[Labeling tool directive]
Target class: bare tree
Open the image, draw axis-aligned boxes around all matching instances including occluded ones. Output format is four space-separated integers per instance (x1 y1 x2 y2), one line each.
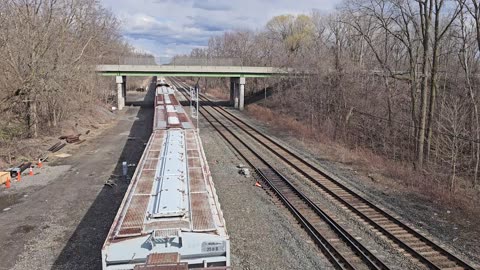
182 0 480 191
437 94 468 191
0 0 145 141
458 1 480 186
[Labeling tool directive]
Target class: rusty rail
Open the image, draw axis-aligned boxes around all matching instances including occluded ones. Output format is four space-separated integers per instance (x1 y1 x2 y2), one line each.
172 78 390 270
171 77 477 270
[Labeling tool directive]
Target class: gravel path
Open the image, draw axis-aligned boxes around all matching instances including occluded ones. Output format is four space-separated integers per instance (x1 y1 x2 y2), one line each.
0 89 154 270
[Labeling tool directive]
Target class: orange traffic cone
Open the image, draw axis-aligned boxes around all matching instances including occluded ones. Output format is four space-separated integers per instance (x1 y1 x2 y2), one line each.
29 167 34 176
37 159 43 168
5 176 11 189
16 172 21 182
255 181 262 187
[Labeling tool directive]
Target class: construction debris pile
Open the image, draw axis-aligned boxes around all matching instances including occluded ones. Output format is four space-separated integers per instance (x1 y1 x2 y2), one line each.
59 133 85 144
1 130 90 190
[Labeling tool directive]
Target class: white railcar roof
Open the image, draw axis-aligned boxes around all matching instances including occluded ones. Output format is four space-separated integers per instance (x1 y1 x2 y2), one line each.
154 88 193 130
107 129 227 238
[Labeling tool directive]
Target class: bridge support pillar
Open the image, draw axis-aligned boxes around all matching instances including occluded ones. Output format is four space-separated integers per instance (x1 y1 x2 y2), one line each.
232 78 239 108
239 77 245 111
230 77 235 106
116 76 126 110
122 76 127 105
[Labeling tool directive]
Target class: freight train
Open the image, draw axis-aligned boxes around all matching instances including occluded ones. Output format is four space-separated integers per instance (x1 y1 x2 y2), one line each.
101 78 230 269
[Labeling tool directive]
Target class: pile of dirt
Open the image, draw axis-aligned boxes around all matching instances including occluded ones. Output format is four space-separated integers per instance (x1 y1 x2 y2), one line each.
0 104 116 167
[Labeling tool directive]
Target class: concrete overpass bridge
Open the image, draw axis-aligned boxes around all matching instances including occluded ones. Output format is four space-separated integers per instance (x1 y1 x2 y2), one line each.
96 65 289 110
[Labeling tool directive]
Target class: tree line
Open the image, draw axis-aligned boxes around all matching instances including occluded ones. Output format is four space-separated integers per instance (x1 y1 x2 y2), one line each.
0 0 153 144
184 0 480 190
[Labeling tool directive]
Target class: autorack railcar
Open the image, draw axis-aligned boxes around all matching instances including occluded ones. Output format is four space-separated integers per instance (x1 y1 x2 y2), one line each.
102 78 230 269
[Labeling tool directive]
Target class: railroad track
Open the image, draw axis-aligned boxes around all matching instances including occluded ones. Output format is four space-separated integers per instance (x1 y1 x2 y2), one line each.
170 78 477 270
171 79 389 270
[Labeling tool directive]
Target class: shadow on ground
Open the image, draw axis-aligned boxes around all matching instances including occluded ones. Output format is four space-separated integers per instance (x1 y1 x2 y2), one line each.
52 81 155 270
175 85 229 108
176 84 274 108
244 86 273 105
179 100 229 107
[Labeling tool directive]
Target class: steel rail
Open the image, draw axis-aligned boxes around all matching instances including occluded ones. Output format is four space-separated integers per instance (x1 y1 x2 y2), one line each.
170 78 390 270
204 99 477 270
171 77 477 270
257 168 389 270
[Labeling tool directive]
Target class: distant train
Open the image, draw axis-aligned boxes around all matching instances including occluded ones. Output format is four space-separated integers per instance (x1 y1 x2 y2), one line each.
102 78 230 269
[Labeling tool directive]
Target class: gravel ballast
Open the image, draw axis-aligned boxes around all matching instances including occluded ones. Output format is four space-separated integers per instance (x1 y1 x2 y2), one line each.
202 106 423 270
199 121 333 269
222 106 480 268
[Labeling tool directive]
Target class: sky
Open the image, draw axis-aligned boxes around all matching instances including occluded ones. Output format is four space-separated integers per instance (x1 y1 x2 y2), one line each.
100 0 341 63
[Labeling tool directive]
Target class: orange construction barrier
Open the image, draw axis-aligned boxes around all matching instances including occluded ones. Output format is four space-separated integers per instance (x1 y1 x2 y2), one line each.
29 167 34 176
5 177 11 189
255 181 262 187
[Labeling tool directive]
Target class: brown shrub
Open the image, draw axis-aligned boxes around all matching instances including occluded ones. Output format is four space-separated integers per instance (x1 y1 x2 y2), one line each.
205 87 229 100
245 104 480 216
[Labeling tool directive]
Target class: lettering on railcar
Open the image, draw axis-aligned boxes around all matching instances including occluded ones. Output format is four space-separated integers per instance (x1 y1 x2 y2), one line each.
201 241 226 253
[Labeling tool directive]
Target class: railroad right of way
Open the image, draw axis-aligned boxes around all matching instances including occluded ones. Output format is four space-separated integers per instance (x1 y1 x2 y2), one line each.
170 77 478 270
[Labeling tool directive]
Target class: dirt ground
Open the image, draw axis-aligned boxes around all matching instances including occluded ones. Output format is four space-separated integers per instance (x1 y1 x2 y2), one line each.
0 86 154 270
1 78 478 269
0 82 330 270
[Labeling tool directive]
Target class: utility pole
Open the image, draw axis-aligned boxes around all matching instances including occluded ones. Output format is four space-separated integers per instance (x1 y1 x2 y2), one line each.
189 84 200 134
189 86 194 114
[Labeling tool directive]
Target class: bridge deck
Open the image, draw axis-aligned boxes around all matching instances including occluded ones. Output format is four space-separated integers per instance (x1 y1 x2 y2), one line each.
96 65 288 77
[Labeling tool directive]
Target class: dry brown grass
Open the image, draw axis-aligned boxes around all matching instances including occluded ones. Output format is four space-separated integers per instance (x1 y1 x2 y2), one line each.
245 104 480 216
0 103 115 167
246 104 317 140
205 87 229 100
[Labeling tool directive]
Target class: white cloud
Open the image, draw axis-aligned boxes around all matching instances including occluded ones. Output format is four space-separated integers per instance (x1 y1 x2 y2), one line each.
100 0 340 63
193 0 232 11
